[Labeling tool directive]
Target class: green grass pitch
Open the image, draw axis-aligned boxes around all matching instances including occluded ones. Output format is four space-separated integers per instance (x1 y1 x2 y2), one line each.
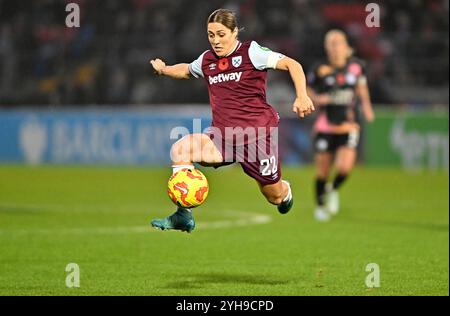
0 165 448 295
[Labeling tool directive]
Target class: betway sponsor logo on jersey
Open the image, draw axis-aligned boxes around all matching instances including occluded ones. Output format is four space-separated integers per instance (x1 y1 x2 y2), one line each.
208 72 242 85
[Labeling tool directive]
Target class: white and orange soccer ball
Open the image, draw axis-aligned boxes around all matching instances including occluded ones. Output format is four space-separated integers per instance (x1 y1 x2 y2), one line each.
167 168 209 208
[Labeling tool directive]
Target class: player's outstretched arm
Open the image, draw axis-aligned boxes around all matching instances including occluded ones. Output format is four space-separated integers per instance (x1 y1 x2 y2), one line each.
150 58 191 80
276 57 315 118
356 80 375 122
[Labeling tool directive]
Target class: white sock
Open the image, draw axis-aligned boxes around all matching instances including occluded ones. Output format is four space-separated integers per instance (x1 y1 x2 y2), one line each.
282 180 292 202
172 164 194 175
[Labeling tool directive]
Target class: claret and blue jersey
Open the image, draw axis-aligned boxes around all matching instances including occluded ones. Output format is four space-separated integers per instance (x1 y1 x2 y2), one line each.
188 41 285 137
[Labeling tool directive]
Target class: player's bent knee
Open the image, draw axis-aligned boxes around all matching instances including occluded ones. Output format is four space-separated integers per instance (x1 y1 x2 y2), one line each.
170 138 192 164
170 143 182 162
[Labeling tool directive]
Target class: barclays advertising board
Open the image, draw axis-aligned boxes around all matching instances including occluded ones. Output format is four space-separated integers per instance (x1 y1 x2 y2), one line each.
0 109 212 165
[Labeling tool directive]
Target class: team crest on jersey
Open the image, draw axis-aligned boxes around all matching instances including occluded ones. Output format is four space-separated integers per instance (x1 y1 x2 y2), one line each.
232 56 242 68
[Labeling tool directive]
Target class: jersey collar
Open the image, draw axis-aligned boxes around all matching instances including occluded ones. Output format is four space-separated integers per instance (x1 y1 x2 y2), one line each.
225 41 242 57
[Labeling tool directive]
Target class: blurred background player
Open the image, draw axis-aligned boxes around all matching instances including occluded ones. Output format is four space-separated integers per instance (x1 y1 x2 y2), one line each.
307 29 375 222
149 9 314 232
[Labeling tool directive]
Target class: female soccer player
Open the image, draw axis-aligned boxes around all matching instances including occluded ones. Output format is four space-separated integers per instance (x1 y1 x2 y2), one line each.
150 9 314 232
307 29 375 222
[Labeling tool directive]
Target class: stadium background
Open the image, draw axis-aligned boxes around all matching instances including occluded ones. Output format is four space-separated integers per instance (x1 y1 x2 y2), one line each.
0 0 448 296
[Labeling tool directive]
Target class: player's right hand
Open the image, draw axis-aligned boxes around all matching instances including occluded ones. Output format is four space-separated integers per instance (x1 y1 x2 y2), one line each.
150 58 166 75
292 95 315 118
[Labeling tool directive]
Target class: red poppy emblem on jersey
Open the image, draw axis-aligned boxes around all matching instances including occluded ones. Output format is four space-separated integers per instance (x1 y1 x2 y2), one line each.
218 58 229 71
336 73 346 85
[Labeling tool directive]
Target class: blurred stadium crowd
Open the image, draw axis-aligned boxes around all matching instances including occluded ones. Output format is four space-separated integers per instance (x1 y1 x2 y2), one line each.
0 0 448 106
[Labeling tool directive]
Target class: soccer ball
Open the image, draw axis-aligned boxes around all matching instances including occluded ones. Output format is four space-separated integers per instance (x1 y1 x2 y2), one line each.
167 168 209 208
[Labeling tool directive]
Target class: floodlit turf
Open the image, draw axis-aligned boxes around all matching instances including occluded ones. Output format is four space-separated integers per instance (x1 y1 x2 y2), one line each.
0 165 448 296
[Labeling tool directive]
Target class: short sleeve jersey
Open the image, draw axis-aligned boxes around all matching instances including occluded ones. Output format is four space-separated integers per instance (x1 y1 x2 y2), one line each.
189 41 285 142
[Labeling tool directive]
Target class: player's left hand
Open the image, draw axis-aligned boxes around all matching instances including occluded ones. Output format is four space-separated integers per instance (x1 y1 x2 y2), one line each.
292 95 315 118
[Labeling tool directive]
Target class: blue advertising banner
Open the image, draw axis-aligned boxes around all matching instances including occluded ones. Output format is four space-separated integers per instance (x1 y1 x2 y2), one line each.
0 109 212 165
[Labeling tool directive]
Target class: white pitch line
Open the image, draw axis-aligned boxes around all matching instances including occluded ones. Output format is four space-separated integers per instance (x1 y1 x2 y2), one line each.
0 203 154 212
0 210 272 235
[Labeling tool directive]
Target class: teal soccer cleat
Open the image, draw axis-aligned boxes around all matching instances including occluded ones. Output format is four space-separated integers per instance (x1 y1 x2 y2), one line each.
151 208 196 233
277 195 293 214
